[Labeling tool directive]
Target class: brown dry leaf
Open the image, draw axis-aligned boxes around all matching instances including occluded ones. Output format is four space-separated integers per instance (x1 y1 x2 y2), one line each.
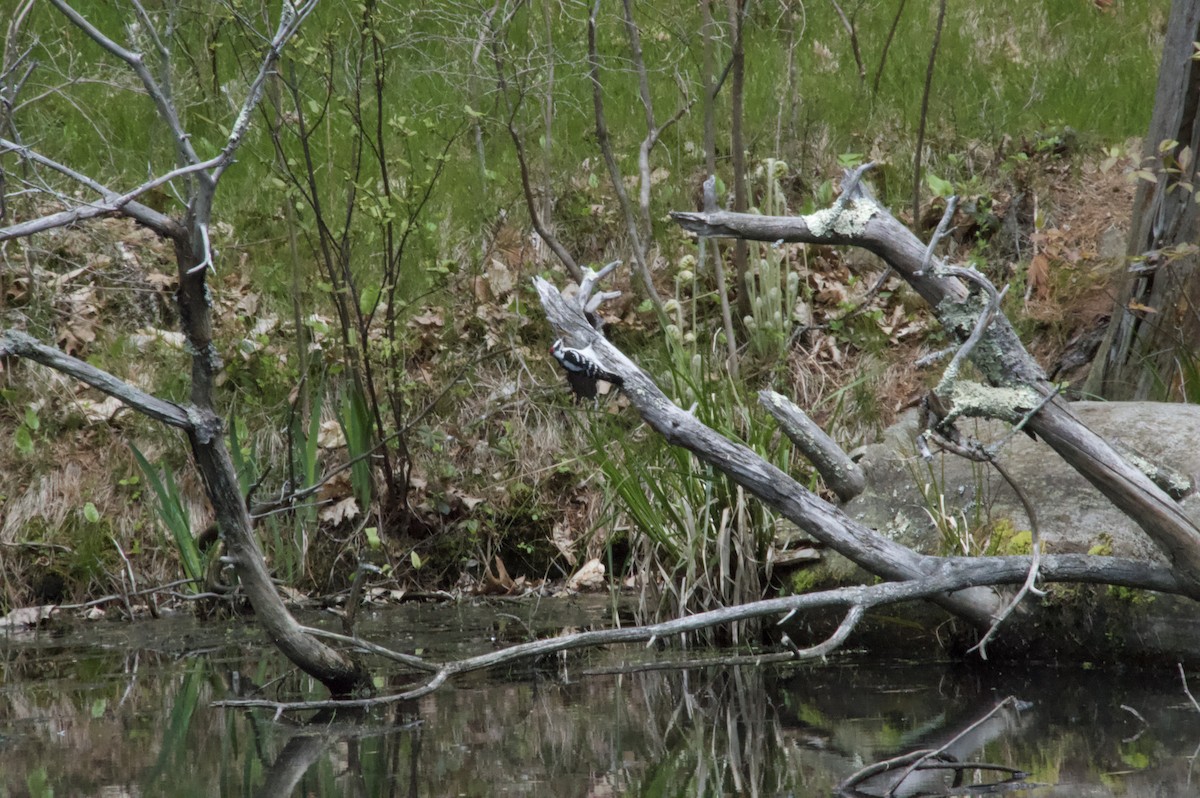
551 521 578 566
76 396 127 424
249 314 277 338
0 605 56 629
1027 253 1051 301
566 558 605 592
493 556 513 586
450 489 485 511
319 496 360 525
477 555 518 595
1127 300 1158 314
486 257 515 298
472 275 492 303
145 271 175 290
410 308 444 328
317 420 346 449
237 292 260 317
317 470 354 502
58 318 97 356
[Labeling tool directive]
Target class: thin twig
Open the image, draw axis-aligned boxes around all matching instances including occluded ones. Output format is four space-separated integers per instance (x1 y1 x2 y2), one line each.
936 265 1007 388
48 0 203 172
911 0 947 226
887 696 1023 795
1181 663 1200 714
968 458 1045 659
919 195 959 275
829 0 865 85
110 536 138 620
872 0 907 96
55 578 204 610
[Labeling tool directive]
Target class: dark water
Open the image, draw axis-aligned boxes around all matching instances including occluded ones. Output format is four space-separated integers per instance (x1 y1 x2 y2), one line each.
2 599 1200 797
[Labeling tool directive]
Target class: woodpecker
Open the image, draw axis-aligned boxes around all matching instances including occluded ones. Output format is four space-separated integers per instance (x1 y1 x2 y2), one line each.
550 338 624 402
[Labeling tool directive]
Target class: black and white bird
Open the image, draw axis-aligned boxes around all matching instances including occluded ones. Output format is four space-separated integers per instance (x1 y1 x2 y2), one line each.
550 338 624 402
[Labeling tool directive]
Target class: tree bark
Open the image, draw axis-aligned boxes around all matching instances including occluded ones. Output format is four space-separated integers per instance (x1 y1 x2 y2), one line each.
1087 0 1200 400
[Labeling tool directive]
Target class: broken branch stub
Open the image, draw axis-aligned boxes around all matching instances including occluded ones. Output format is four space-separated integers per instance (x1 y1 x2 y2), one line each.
758 390 864 502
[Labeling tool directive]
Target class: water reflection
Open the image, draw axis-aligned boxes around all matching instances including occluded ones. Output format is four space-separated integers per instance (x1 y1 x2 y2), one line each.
2 605 1200 796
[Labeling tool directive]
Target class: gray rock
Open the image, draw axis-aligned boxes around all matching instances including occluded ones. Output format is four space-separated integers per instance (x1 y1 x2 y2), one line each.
786 402 1200 662
846 401 1200 564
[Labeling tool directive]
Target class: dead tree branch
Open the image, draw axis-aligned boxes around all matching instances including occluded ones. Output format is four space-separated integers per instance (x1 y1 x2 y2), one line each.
0 331 191 429
838 696 1027 795
537 275 1003 628
670 173 1200 595
759 390 865 502
215 554 1185 713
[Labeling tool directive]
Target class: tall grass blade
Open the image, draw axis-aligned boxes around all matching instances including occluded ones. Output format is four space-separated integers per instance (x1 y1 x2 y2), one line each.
130 444 204 589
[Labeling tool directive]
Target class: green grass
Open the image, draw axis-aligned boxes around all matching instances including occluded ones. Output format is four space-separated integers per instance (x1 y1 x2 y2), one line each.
18 1 1165 287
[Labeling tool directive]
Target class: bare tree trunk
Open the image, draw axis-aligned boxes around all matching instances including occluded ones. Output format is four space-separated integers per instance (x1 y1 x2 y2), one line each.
702 0 740 377
726 0 751 323
1087 0 1200 400
1 1 369 697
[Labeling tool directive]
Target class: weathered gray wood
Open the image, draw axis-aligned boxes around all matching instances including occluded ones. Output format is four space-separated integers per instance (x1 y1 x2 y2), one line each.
0 330 192 430
759 390 865 502
217 550 1188 711
1088 0 1200 399
670 192 1200 596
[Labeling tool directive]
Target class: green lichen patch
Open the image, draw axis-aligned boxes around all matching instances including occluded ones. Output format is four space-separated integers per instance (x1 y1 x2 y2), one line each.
802 199 879 238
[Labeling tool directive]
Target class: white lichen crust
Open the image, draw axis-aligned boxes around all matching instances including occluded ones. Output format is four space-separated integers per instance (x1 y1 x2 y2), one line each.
802 199 879 237
946 381 1042 424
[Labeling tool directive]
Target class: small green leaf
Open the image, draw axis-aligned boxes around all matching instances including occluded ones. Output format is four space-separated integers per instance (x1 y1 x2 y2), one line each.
925 172 954 198
83 502 101 524
365 526 381 550
463 104 484 119
14 425 33 456
91 698 107 718
23 406 39 431
410 550 423 570
358 283 380 316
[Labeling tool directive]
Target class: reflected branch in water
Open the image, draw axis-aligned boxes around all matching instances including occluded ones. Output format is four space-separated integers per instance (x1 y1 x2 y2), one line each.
836 694 1033 797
